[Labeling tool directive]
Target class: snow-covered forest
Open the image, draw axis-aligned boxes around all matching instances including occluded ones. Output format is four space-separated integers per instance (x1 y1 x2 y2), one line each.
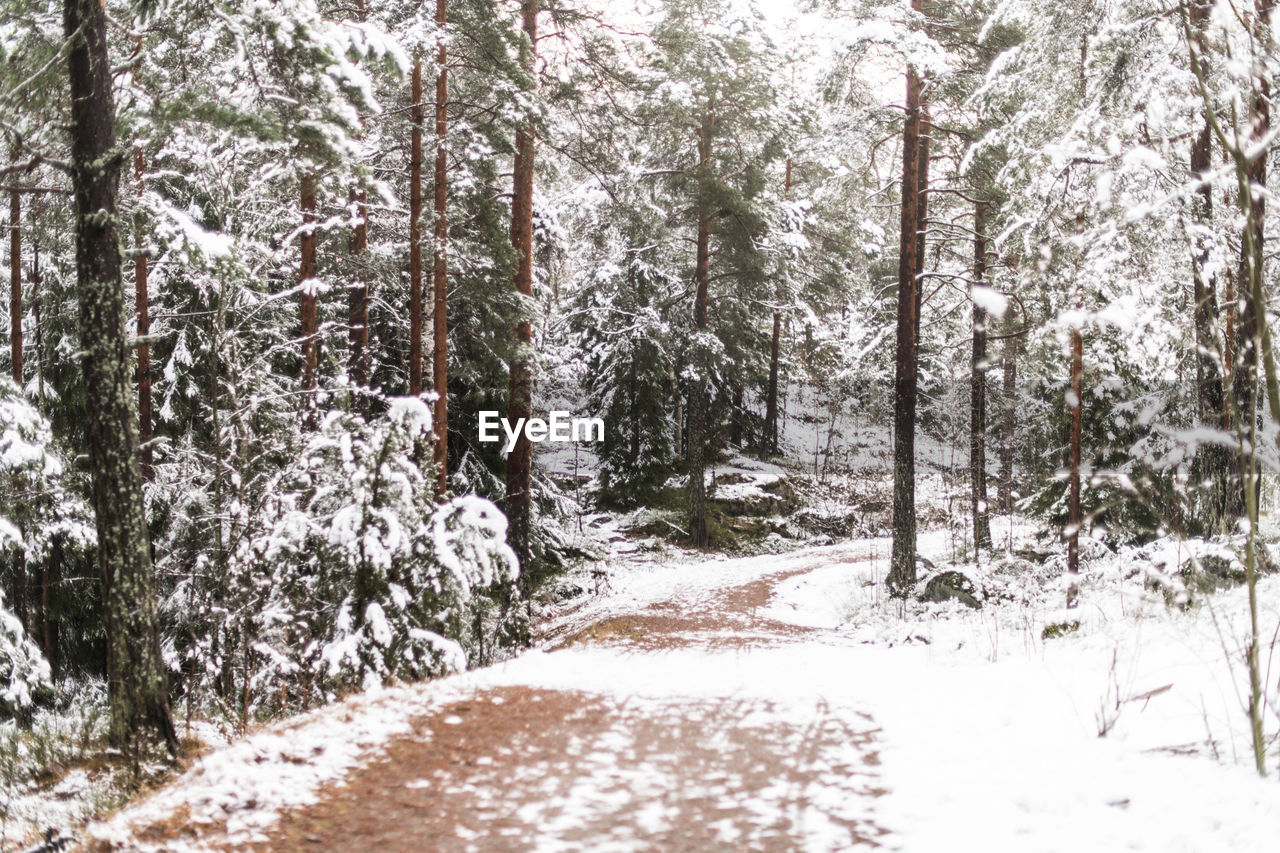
0 0 1278 849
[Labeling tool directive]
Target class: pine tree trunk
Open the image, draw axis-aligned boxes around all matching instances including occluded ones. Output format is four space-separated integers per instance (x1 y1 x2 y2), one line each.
971 201 991 552
912 104 930 344
888 51 926 595
998 317 1018 513
432 0 450 496
32 239 42 406
347 0 370 413
629 356 640 461
348 188 369 413
763 157 791 458
409 59 425 397
42 544 57 678
1067 327 1083 608
1230 0 1272 518
1189 115 1230 532
134 148 152 480
765 310 781 454
688 109 714 549
507 0 538 573
9 181 20 388
300 175 319 399
64 0 177 755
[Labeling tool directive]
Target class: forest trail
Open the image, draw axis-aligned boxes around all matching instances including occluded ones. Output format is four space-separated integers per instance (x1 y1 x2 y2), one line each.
250 556 890 852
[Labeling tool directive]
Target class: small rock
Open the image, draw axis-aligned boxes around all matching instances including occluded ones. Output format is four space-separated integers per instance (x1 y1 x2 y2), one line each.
919 570 982 609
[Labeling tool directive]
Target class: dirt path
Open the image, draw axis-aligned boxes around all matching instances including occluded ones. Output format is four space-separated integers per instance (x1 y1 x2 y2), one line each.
250 558 888 852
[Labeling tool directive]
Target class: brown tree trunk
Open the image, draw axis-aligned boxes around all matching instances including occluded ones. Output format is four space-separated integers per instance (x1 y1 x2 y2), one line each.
763 157 791 457
9 181 20 388
409 60 425 397
913 103 930 344
1189 112 1229 532
971 201 991 552
1230 0 1273 517
432 0 450 496
764 310 781 454
507 0 538 573
300 175 319 401
998 316 1018 513
134 148 152 480
688 108 714 549
888 45 926 595
41 544 57 678
32 238 43 406
1067 327 1083 608
346 1 369 414
64 0 177 755
348 188 369 413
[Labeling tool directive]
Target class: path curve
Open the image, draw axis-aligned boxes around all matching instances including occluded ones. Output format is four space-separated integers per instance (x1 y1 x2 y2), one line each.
252 555 887 852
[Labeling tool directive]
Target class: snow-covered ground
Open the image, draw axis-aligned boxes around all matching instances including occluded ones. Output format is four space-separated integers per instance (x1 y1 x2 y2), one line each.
88 529 1280 852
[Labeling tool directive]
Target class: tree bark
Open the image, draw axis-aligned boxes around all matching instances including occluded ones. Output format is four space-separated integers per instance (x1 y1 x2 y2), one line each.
432 0 450 496
764 310 781 454
688 108 714 549
888 47 926 595
348 188 369 413
300 174 319 399
409 59 425 397
913 103 930 344
1230 0 1273 518
1067 326 1083 608
507 0 538 573
971 201 992 552
64 0 177 755
346 0 370 413
134 148 152 480
1189 114 1230 532
32 239 43 406
763 156 791 457
9 180 20 388
997 315 1018 513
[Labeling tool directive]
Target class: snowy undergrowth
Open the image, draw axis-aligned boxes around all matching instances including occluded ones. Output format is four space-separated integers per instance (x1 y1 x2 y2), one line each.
764 525 1280 781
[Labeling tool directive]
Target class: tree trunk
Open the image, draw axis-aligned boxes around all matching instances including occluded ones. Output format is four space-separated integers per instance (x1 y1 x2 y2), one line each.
764 156 791 458
971 201 991 552
629 356 640 461
64 0 177 755
348 187 369 413
432 0 450 496
42 542 58 678
9 180 20 388
1230 0 1273 518
299 175 319 400
1189 115 1230 532
32 238 43 406
134 148 152 480
409 59 425 397
912 103 930 344
507 0 538 573
998 315 1018 513
688 108 714 549
1067 327 1083 608
764 310 781 454
888 48 926 595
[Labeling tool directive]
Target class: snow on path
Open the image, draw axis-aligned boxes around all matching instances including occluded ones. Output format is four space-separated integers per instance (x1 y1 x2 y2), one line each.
90 540 1280 852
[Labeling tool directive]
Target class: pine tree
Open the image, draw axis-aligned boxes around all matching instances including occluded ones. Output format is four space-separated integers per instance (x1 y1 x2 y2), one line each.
887 0 929 594
64 0 177 754
506 0 539 573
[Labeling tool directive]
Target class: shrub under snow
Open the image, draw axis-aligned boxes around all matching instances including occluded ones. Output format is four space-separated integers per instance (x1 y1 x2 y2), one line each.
169 400 522 716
